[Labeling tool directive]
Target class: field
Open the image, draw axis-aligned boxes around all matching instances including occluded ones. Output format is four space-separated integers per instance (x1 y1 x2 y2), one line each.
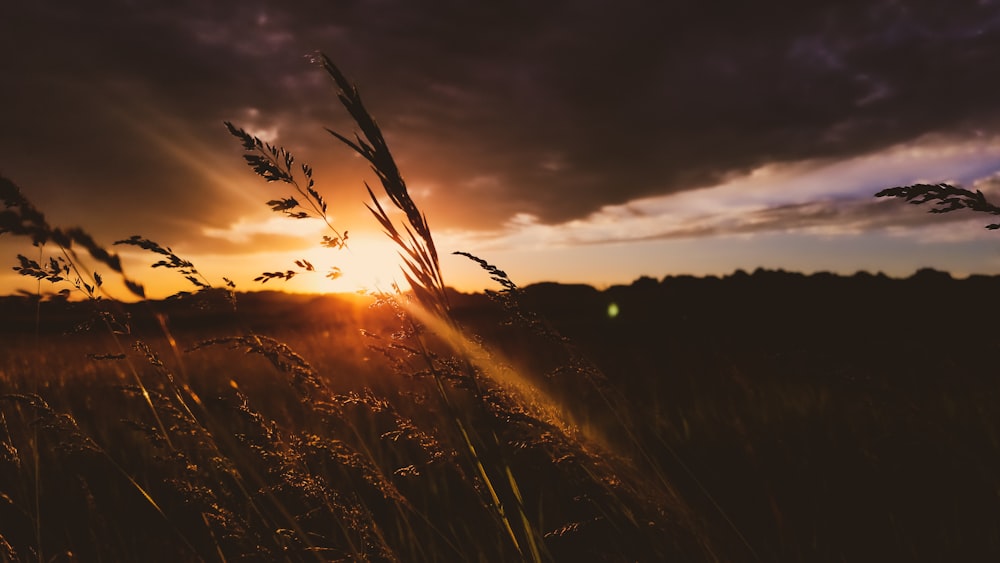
1 270 998 562
2 55 999 561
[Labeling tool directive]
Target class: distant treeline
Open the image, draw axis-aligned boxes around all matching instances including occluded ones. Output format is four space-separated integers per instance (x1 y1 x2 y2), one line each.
2 267 998 340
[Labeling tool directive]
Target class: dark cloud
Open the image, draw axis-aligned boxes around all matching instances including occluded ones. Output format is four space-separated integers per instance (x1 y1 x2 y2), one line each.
3 0 1000 246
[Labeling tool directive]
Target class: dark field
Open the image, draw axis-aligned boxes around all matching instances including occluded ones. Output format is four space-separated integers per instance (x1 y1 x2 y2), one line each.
1 268 999 562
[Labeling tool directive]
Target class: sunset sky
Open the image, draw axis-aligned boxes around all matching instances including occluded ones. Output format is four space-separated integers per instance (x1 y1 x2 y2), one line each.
4 1 1000 299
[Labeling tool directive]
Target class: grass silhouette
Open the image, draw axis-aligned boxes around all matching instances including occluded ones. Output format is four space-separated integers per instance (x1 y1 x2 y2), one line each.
876 182 1000 229
0 54 722 561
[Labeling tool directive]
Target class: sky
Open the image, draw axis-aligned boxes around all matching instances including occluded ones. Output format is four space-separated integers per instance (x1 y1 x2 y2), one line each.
3 0 1000 299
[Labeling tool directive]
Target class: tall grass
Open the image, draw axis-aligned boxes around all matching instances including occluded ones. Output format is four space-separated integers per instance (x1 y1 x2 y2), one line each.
0 54 719 561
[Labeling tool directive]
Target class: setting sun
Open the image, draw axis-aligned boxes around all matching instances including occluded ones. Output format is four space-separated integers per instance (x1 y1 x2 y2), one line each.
273 234 413 295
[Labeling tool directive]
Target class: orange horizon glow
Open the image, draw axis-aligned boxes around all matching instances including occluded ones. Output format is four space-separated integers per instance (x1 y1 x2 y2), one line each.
6 131 1000 302
0 228 499 303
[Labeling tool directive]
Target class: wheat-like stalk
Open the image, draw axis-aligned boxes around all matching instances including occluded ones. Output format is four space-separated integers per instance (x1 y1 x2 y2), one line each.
876 182 1000 229
1 175 146 299
316 54 450 319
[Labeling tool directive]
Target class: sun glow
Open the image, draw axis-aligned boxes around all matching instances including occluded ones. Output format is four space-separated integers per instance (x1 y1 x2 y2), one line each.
187 207 416 295
92 229 412 301
286 234 410 295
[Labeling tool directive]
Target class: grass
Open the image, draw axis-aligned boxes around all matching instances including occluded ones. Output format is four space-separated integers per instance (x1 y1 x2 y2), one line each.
0 295 717 561
0 55 717 562
1 54 998 562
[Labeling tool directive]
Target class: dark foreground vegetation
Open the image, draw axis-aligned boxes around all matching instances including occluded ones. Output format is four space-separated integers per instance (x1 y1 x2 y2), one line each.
1 268 998 561
1 283 706 563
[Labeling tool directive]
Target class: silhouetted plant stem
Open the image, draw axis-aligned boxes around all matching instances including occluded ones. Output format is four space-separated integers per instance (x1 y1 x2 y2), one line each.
318 53 449 318
876 182 1000 229
317 54 549 560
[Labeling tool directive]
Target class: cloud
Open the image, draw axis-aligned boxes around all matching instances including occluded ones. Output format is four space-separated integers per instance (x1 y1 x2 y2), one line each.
193 215 324 254
440 134 1000 252
3 0 1000 250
